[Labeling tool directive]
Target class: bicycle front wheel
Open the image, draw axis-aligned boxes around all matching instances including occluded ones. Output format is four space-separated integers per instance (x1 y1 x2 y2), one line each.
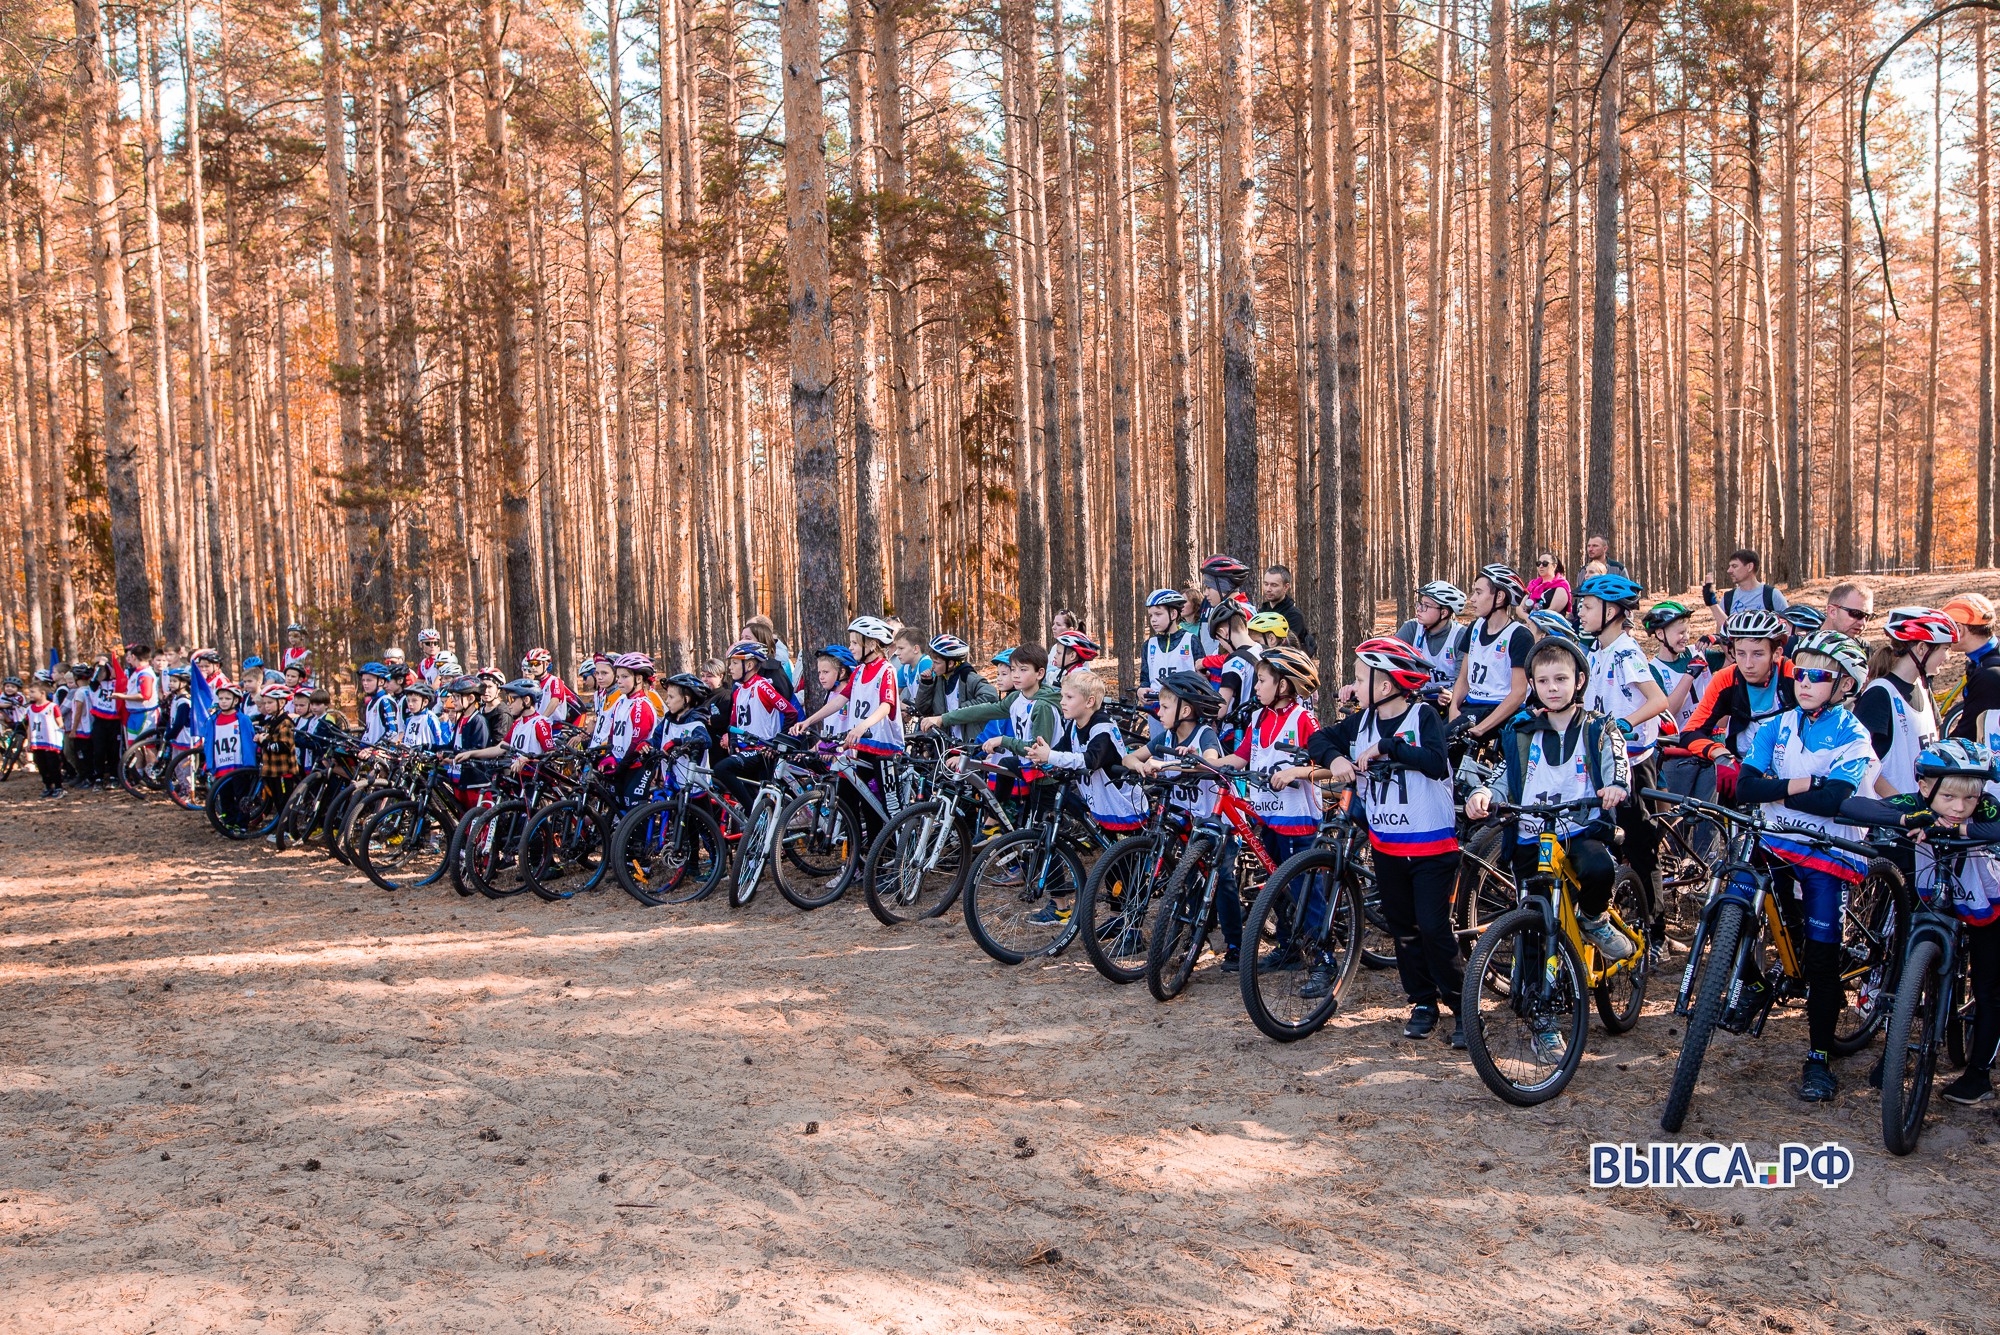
863 800 970 924
1660 900 1747 1133
1146 832 1220 1002
522 799 609 901
1880 937 1945 1156
1240 847 1362 1041
730 798 776 908
1077 833 1170 984
1461 906 1590 1106
205 771 276 840
167 749 207 811
467 801 535 898
358 798 455 892
773 788 861 910
962 828 1086 964
1835 859 1904 1055
119 737 162 799
611 797 725 906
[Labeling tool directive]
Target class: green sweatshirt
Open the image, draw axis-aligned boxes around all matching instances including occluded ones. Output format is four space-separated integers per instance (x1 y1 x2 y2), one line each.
937 684 1062 754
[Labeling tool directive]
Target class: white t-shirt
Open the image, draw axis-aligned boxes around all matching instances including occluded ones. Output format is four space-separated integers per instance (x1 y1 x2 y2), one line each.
1586 631 1659 762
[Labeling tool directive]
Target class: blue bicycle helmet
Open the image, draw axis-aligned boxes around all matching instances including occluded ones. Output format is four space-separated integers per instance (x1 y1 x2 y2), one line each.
726 640 769 663
358 661 389 678
1575 572 1645 609
819 644 859 669
1916 738 1996 782
1528 609 1584 647
1782 605 1826 633
990 647 1016 666
1145 587 1188 610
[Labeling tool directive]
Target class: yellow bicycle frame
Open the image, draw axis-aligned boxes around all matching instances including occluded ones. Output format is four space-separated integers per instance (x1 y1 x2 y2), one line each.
1538 830 1646 987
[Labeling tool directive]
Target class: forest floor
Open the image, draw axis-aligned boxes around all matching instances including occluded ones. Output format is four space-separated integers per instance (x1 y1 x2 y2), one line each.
4 570 2000 1335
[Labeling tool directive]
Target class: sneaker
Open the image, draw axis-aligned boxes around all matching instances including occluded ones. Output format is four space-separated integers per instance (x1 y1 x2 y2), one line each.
1403 1005 1440 1040
1579 912 1636 962
1449 1014 1468 1049
265 834 280 846
1026 899 1071 926
49 787 65 799
1797 1059 1838 1103
1942 1068 1996 1106
1259 943 1305 972
1867 1056 1884 1091
1646 936 1667 971
1300 960 1337 1000
1532 1027 1566 1066
1220 949 1241 974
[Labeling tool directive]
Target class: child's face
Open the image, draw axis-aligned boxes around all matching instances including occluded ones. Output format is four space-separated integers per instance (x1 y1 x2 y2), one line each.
1158 691 1185 731
215 692 240 713
1254 663 1281 708
1533 660 1578 711
848 633 867 659
258 694 281 715
504 693 530 717
665 684 690 714
816 659 841 691
1792 660 1842 711
360 672 382 694
309 699 328 716
1148 607 1174 634
1363 666 1398 707
729 658 749 683
1732 639 1776 684
1471 579 1498 618
1010 661 1041 693
893 640 921 666
1576 595 1608 636
613 668 638 695
1415 598 1448 630
1658 620 1687 652
1059 682 1091 723
1930 783 1982 825
25 686 44 704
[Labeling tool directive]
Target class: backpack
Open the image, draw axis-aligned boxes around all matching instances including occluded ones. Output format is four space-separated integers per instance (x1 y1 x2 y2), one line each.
1720 584 1779 616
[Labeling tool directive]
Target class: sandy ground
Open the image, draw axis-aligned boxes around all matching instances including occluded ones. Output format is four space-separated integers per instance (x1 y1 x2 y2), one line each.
5 571 2000 1335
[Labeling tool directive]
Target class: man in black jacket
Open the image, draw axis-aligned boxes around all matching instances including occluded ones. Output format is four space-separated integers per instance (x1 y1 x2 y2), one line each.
1258 565 1315 653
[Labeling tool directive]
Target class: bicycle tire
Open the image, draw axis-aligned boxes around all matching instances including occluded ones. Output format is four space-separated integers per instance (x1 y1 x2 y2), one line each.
1077 833 1169 984
339 788 399 864
1240 847 1363 1041
521 799 610 901
730 797 776 908
319 786 356 862
609 797 725 906
467 800 535 898
205 770 275 840
1834 859 1903 1055
168 749 207 811
862 800 971 925
1880 937 1944 1156
0 733 21 782
773 788 861 910
272 770 323 850
961 828 1086 964
1462 906 1590 1106
1592 867 1652 1033
1661 900 1746 1133
119 738 161 799
358 798 455 892
1146 832 1219 1002
446 804 487 896
1455 821 1516 938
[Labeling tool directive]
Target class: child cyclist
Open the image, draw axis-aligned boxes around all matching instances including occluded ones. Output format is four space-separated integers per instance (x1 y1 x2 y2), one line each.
1025 667 1147 839
794 646 857 740
1450 564 1534 743
1394 580 1469 698
911 634 999 741
1575 572 1671 952
1216 647 1324 980
1121 668 1233 945
1680 609 1798 776
650 673 718 789
1140 589 1198 703
1287 638 1461 1033
713 641 801 811
22 675 65 797
1728 629 1878 1102
1856 607 1961 797
1465 635 1637 989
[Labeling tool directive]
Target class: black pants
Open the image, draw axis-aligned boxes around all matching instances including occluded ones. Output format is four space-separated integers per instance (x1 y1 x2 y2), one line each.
1967 921 2000 1074
714 751 774 811
32 750 63 789
1616 755 1662 924
1376 849 1464 1012
1513 836 1618 918
92 724 123 785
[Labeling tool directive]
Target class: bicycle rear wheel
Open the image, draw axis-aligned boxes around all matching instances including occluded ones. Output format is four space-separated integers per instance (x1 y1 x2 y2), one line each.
1146 833 1219 1002
359 799 455 892
962 828 1086 964
467 801 535 898
119 738 161 799
774 788 860 910
1660 900 1747 1132
1461 906 1589 1106
1880 937 1944 1156
1835 859 1903 1055
168 749 207 811
1240 847 1362 1041
205 771 275 840
522 799 609 901
1591 867 1652 1033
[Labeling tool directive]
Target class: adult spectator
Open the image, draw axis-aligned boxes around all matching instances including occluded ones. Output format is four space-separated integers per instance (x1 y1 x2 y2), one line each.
1824 581 1876 639
1258 564 1315 653
1702 547 1788 633
1526 553 1572 616
1585 534 1628 577
1946 593 2000 742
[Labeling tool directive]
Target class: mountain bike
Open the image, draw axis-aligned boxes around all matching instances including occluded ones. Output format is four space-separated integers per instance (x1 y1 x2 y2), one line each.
167 746 208 811
272 733 360 850
605 745 730 906
861 745 1012 924
1459 798 1651 1105
355 755 468 892
1143 757 1283 1002
0 724 22 783
450 753 550 899
118 725 171 797
205 768 287 840
520 746 628 902
726 732 822 908
1239 783 1369 1040
1650 790 1900 1132
1881 833 1991 1155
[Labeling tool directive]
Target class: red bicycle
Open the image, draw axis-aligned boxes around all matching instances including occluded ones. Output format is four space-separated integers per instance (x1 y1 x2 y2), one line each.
1143 753 1289 1001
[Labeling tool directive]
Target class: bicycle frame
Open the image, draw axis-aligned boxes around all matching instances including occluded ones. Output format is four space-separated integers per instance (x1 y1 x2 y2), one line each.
1531 832 1645 988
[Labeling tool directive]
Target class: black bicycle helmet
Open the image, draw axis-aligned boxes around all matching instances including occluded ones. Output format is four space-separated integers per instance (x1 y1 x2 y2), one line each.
664 672 709 698
1158 669 1226 718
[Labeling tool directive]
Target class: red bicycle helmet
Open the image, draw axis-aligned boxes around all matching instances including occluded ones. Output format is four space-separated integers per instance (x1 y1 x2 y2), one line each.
1056 630 1101 663
1884 606 1962 646
1354 637 1433 694
1201 554 1251 587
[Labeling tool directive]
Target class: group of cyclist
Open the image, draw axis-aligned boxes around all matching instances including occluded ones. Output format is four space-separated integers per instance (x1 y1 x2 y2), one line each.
19 544 2000 1134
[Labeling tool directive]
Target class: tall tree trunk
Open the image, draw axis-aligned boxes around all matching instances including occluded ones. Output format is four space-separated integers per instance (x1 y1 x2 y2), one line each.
1156 0 1195 584
846 12 884 613
1484 0 1511 561
1980 13 1995 570
1520 40 1559 570
386 23 426 637
1105 0 1136 691
1836 33 1858 575
782 0 842 663
0 169 47 666
1000 0 1047 639
481 0 536 657
1774 0 1801 584
1918 35 1942 570
607 0 638 640
1310 0 1337 645
182 0 227 657
1217 0 1257 564
1333 0 1365 651
1374 1 1415 599
73 0 152 640
1418 0 1456 582
319 0 367 652
1052 0 1092 609
875 0 929 623
1585 0 1621 547
137 3 184 645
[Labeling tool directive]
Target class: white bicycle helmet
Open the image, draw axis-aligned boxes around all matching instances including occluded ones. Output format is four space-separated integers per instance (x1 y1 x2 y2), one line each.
849 616 896 645
1724 608 1789 642
1417 580 1467 614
